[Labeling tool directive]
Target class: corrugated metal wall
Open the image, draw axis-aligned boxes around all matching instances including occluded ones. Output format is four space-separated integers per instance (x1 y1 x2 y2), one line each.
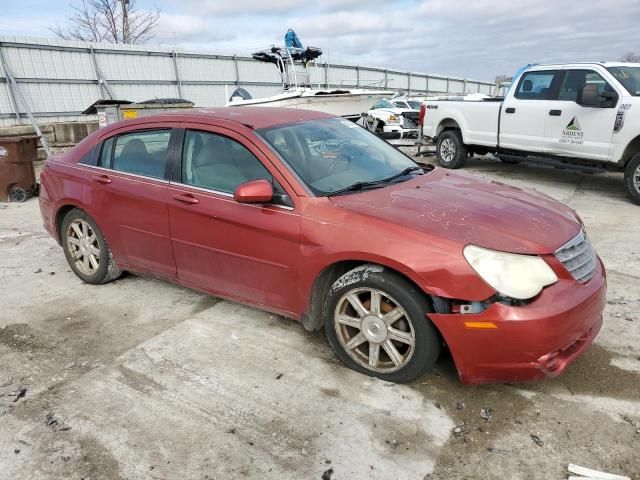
0 36 498 127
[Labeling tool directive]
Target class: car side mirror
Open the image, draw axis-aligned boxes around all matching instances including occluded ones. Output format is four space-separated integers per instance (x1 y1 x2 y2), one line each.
577 85 617 108
577 85 600 107
233 179 273 204
600 90 618 108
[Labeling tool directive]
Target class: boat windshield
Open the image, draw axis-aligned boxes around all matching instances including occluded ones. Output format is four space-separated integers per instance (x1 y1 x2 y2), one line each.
606 66 640 96
257 118 423 196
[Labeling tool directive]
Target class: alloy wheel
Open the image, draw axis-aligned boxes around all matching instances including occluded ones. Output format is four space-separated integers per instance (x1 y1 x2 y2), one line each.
440 138 456 163
634 163 640 192
334 288 416 373
66 219 101 276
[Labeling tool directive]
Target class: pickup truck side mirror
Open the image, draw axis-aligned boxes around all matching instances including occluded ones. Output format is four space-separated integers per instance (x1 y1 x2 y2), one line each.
577 84 618 108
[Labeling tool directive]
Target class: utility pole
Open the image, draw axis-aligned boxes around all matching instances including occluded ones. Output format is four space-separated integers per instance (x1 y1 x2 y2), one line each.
121 0 130 44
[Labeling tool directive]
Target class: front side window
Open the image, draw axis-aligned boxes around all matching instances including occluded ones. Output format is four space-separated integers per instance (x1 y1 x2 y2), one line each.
258 118 420 196
606 66 640 96
559 70 613 102
182 130 275 195
515 71 556 100
408 101 422 109
112 130 171 179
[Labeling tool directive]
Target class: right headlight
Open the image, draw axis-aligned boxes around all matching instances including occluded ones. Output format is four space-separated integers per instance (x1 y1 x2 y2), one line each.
463 245 558 300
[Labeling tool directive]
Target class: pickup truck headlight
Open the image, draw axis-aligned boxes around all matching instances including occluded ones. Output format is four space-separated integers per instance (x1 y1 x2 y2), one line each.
463 245 558 300
388 114 400 123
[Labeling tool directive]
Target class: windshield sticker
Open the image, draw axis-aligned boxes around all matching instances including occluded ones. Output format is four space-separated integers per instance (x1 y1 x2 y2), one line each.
614 104 632 133
560 117 584 145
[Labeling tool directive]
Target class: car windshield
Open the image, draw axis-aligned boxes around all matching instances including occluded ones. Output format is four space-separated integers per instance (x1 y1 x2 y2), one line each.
257 118 422 196
607 67 640 96
408 101 422 109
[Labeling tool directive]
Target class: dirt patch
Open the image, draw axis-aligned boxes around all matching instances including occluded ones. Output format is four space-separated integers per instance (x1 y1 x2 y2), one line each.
117 365 166 394
0 324 50 351
534 344 640 401
320 388 340 398
415 346 640 480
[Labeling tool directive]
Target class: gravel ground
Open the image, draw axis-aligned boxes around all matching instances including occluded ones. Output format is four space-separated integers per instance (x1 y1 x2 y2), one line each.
0 154 638 480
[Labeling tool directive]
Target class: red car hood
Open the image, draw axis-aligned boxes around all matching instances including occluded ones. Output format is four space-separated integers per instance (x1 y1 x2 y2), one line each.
329 169 581 254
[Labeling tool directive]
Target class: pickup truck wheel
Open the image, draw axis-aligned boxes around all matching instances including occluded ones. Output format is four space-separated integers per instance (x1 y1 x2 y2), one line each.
324 265 441 383
436 130 468 169
624 154 640 206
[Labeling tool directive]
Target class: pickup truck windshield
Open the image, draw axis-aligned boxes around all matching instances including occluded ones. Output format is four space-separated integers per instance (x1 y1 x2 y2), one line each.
258 118 420 196
607 67 640 96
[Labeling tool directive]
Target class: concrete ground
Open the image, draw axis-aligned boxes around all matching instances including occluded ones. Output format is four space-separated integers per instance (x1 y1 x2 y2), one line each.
0 155 638 480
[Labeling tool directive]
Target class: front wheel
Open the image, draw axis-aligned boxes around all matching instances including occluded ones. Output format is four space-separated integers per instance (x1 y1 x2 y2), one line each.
624 153 640 206
61 209 122 285
323 265 441 383
436 130 468 169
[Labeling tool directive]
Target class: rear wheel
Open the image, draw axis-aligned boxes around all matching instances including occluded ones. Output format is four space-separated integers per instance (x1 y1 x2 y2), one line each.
624 153 640 206
436 130 468 169
323 265 441 383
61 209 122 284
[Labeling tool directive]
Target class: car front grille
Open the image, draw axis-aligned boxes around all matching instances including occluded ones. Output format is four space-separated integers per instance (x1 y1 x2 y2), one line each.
554 230 597 283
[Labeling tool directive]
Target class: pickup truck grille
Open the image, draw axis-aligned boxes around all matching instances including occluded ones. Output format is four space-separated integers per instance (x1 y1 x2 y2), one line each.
554 231 597 283
402 112 419 129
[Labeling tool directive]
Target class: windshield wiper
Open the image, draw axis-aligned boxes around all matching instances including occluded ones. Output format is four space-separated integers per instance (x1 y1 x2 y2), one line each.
377 166 424 184
326 181 382 196
327 166 424 196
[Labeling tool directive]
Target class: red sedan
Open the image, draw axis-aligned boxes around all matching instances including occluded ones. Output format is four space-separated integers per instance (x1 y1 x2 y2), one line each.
39 107 606 384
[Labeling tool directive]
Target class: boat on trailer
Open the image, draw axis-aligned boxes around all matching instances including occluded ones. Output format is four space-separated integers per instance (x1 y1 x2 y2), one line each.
226 30 393 120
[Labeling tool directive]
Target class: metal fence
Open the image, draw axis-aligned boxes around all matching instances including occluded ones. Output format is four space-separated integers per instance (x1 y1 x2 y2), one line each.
0 35 498 127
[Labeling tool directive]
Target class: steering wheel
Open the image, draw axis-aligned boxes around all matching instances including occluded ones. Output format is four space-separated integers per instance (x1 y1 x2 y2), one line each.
326 142 356 175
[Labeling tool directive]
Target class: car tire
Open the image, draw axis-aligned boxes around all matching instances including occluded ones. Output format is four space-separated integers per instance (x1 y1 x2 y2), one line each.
436 130 468 169
323 264 441 383
61 208 122 285
624 153 640 206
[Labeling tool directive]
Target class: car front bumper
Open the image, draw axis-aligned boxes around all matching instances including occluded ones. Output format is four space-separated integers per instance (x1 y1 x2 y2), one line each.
429 258 607 384
381 125 418 139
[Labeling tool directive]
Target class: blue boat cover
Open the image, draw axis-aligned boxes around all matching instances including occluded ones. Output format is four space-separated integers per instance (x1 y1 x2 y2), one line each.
285 29 303 49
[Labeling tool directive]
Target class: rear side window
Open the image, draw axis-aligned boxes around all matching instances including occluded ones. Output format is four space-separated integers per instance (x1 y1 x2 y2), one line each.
112 130 171 179
515 71 556 100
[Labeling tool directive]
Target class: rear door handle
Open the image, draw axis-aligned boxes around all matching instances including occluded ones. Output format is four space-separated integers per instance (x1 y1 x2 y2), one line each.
505 107 516 114
91 174 111 184
173 193 199 205
549 109 562 116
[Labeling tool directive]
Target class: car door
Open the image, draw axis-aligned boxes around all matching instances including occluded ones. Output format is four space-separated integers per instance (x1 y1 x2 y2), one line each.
167 124 302 314
84 125 177 279
543 68 619 161
499 69 561 153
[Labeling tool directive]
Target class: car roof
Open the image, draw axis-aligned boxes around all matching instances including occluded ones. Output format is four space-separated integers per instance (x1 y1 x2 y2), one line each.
113 106 337 130
528 62 639 70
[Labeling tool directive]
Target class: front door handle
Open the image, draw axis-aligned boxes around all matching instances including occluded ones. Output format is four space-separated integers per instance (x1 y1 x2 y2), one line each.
91 174 112 184
173 193 199 205
549 109 562 116
505 107 516 114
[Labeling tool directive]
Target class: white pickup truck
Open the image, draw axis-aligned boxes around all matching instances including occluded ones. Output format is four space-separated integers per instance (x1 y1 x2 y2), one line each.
420 62 640 204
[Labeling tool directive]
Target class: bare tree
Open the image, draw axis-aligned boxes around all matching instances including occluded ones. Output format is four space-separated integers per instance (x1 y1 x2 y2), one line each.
621 52 640 63
50 0 160 44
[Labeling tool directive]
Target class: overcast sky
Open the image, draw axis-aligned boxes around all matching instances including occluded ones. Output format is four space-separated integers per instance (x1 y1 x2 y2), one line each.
1 0 638 81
